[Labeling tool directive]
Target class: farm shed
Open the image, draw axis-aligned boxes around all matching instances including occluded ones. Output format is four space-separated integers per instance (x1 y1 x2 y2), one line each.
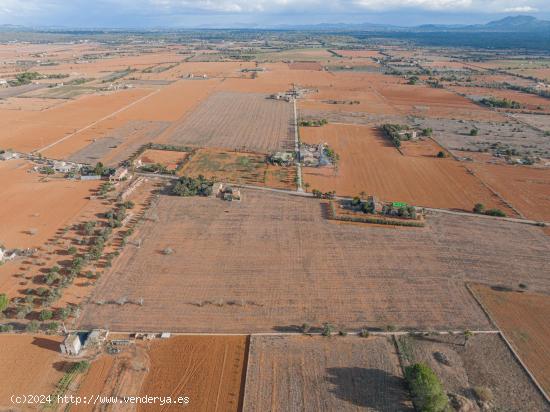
60 335 81 356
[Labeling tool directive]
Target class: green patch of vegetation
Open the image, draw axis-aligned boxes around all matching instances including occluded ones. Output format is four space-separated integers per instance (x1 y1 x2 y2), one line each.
172 175 214 197
9 71 42 86
480 97 522 109
300 119 328 127
405 363 449 412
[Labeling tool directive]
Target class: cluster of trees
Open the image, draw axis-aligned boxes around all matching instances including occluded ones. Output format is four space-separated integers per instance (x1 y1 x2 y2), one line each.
9 71 41 86
172 175 214 197
323 146 340 165
473 203 506 217
480 97 522 109
381 124 411 148
299 119 328 127
312 189 336 199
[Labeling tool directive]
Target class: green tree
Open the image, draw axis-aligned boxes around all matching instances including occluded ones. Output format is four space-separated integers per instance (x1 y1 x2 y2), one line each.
405 363 449 412
473 203 485 214
39 309 53 321
0 293 8 312
469 128 479 136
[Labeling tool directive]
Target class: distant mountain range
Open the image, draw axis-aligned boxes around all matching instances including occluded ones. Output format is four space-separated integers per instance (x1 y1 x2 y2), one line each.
272 16 550 32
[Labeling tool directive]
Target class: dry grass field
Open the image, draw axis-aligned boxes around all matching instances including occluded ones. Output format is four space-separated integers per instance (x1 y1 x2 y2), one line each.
161 91 294 153
473 284 550 396
300 124 513 212
0 334 65 409
179 148 296 189
244 335 412 411
396 333 548 411
77 189 550 333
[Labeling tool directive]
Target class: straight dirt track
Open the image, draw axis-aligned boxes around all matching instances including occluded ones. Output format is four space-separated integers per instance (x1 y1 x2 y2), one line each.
78 189 550 333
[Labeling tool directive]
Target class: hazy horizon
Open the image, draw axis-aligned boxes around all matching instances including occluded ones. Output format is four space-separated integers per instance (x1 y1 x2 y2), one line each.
1 0 550 29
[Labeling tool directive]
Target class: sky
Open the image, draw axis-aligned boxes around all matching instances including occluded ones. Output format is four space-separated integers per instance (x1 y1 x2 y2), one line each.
1 0 549 28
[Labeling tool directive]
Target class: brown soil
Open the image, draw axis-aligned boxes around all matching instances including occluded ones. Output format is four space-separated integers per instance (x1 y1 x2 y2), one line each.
397 333 548 411
473 284 550 396
300 124 514 213
244 335 412 411
78 190 550 333
139 149 189 171
0 334 65 409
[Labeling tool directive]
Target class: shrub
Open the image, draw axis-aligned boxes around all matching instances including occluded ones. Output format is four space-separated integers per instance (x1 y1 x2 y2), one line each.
0 324 13 332
473 386 494 403
39 309 53 321
301 323 311 333
405 363 449 412
322 323 334 337
469 128 479 136
46 322 59 332
485 209 506 217
26 320 40 332
359 329 370 338
0 293 8 312
67 246 77 255
436 151 446 158
473 203 485 214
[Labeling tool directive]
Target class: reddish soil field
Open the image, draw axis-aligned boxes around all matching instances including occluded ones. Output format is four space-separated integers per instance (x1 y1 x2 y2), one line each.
450 86 550 112
396 333 548 411
300 124 513 212
140 336 247 412
77 190 550 333
1 88 153 153
473 284 550 396
244 335 412 411
288 62 323 71
399 138 447 158
0 335 65 409
467 162 550 221
73 336 247 412
0 159 99 249
139 149 189 170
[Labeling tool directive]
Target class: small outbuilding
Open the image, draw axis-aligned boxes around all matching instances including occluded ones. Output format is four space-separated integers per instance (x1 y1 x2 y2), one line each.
60 334 82 356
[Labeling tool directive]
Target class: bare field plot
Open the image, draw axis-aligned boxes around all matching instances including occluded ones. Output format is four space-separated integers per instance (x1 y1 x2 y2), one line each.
162 91 294 153
415 117 550 159
467 162 550 221
0 335 65 409
74 336 247 412
78 190 550 333
0 159 99 249
300 124 513 213
473 284 550 396
68 120 170 166
179 148 296 189
396 333 548 411
244 335 412 411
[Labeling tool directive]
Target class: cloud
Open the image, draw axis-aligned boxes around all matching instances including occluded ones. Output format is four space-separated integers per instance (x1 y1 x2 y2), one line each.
503 6 538 13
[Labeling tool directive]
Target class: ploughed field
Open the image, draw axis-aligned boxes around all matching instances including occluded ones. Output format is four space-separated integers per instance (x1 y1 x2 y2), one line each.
243 335 412 412
160 91 294 153
78 189 550 333
300 124 513 213
474 284 550 396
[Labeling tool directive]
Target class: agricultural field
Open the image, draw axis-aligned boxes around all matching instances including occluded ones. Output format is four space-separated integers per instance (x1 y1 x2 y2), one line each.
160 91 294 153
0 159 99 249
179 148 296 189
300 123 512 212
473 284 550 396
73 335 247 412
395 333 548 411
77 189 550 333
413 117 550 160
466 162 550 221
244 335 412 411
0 334 65 409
